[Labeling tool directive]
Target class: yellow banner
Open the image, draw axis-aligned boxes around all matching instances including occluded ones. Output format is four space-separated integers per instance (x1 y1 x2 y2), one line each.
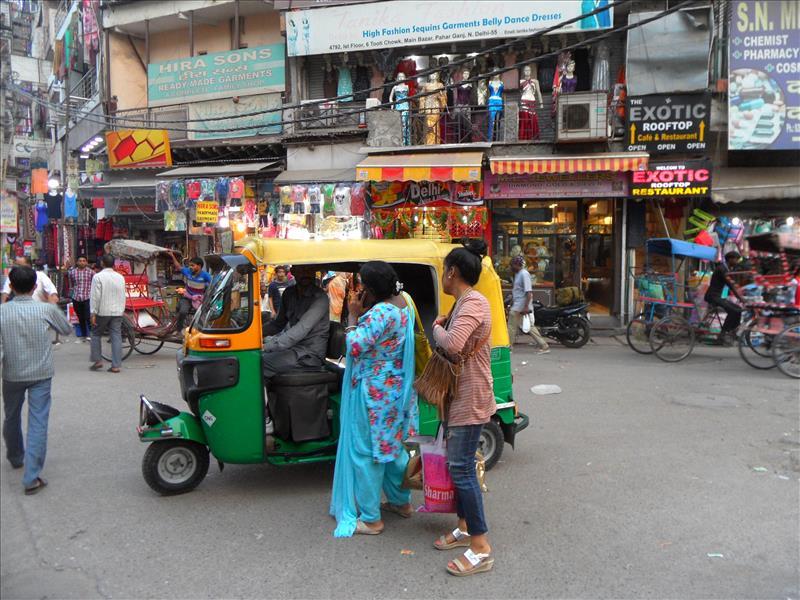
195 201 219 223
105 130 172 169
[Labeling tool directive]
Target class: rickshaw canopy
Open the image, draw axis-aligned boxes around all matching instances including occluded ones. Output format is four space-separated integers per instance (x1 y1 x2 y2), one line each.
105 239 180 263
646 238 717 261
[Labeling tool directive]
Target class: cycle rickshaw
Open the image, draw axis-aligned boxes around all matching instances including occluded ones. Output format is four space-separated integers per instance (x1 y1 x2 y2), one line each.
626 238 718 360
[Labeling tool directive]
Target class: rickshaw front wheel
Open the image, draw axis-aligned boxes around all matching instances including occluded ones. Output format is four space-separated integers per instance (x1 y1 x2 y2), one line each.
478 420 504 471
142 440 210 496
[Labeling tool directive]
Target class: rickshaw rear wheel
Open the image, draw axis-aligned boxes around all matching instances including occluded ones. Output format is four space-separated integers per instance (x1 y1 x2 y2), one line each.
479 420 504 471
650 315 695 362
773 324 800 379
627 313 657 355
737 318 776 370
133 333 165 355
142 440 210 495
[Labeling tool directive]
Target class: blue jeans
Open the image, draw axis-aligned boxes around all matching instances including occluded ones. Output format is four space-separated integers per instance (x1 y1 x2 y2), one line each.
2 378 52 487
90 315 122 368
446 424 488 536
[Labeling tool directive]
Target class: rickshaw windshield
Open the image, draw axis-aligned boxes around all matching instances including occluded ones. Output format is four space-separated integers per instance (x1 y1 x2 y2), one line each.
193 265 253 332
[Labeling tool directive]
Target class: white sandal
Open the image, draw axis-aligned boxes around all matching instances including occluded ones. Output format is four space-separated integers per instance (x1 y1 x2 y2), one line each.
434 527 471 550
446 548 494 577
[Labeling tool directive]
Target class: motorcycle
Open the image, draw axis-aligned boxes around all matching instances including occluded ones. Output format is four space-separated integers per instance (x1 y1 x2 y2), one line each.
531 301 592 348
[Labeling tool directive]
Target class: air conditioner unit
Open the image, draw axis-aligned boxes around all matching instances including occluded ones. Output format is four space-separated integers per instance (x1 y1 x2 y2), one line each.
556 91 608 142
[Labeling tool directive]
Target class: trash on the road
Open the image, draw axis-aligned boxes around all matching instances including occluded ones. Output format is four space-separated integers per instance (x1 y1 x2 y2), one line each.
706 553 725 558
400 549 415 556
777 475 790 480
520 361 528 366
752 466 769 472
531 384 562 395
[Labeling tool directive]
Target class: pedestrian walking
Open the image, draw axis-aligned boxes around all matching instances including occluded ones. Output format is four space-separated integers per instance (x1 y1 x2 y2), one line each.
63 256 94 342
507 256 550 354
0 266 72 495
432 239 495 576
89 254 126 373
329 261 417 537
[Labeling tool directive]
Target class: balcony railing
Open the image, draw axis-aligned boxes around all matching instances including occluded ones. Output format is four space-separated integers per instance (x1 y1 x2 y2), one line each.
296 100 366 130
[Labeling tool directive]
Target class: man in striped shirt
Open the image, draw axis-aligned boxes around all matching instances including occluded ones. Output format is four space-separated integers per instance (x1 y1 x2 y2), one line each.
0 266 72 495
64 256 94 341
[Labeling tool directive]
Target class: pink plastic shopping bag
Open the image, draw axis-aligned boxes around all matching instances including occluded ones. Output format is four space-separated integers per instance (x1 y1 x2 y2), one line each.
418 428 456 513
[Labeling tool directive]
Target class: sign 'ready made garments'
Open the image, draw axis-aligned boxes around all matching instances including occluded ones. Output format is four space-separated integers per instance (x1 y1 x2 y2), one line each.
286 0 613 57
728 0 800 150
148 44 286 107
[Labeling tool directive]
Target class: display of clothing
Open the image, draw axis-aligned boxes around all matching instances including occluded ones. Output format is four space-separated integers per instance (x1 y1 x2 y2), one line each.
561 74 578 94
200 178 215 200
395 59 418 99
323 69 338 98
502 51 519 90
333 186 351 216
336 65 353 102
350 183 366 217
307 185 322 214
229 177 245 199
292 185 307 214
519 101 540 140
453 83 474 143
391 82 411 146
45 192 62 219
592 42 611 91
156 181 170 211
353 65 371 101
64 189 78 219
35 200 48 232
170 180 186 209
186 180 201 200
280 186 293 213
420 80 447 145
215 178 230 203
322 184 336 216
487 80 504 141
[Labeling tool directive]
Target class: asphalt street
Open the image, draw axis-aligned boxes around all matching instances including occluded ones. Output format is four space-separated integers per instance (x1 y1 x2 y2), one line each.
1 336 798 599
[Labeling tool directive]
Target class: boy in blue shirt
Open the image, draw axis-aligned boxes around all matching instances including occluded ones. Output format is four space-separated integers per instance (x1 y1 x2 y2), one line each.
169 253 212 331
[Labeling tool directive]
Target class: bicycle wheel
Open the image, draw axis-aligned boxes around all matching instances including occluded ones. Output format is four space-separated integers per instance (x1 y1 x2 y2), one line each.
133 333 165 355
738 319 776 370
772 324 800 379
650 315 695 362
101 320 135 362
627 313 657 355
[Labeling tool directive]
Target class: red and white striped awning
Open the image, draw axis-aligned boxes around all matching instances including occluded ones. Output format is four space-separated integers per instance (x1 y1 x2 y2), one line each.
489 153 649 175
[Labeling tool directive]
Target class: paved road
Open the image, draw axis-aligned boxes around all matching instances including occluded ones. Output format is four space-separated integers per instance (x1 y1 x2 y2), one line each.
2 336 798 599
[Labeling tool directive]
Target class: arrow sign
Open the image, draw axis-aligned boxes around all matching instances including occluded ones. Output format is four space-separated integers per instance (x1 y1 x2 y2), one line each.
629 123 636 145
699 120 706 142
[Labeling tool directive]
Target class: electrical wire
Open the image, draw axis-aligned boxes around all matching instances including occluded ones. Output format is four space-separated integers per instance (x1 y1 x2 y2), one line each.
8 1 691 136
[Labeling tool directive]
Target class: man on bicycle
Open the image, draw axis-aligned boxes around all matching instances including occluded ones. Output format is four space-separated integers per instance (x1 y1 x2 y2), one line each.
705 251 745 346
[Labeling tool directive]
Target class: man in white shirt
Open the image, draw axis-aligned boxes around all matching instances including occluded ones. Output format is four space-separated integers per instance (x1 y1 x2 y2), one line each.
507 256 550 354
1 257 58 304
89 255 127 373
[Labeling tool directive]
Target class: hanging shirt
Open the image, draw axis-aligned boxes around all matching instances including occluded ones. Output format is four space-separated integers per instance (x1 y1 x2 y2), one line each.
36 201 48 232
64 189 78 219
186 180 201 200
45 192 63 219
200 179 215 199
215 178 230 203
229 177 245 199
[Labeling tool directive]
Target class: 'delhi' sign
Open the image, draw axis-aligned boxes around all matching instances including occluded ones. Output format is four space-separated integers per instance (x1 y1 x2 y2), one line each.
630 159 712 197
626 93 711 154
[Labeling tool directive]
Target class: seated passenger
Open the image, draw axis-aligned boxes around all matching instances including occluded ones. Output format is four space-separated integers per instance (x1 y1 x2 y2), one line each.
262 265 329 379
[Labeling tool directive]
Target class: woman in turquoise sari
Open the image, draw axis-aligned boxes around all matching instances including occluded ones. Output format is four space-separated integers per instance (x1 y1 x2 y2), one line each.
330 261 417 537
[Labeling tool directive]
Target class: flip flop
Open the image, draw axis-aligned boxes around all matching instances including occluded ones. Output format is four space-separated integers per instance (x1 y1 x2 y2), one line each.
381 502 413 519
107 368 121 373
89 363 104 371
434 527 471 550
446 549 494 577
24 477 48 496
354 520 383 535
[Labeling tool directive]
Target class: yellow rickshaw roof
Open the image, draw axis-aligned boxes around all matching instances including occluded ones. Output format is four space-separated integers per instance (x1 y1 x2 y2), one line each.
236 237 462 266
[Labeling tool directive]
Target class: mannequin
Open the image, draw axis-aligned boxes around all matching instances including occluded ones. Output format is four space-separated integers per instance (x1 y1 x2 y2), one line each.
561 59 578 94
389 72 411 146
323 55 337 98
437 56 453 141
519 65 543 140
487 74 504 141
302 15 310 55
45 183 62 220
336 53 353 101
421 71 447 145
591 42 610 92
453 68 475 143
476 78 488 106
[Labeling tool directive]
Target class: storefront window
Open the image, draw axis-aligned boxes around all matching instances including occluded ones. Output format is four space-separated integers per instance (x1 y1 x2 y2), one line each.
583 200 614 313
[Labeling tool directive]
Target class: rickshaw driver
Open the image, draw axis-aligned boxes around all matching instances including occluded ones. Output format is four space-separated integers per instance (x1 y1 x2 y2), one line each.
262 265 330 379
705 251 745 346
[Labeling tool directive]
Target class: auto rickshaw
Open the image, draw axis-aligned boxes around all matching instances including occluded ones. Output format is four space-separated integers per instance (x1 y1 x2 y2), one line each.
137 238 529 495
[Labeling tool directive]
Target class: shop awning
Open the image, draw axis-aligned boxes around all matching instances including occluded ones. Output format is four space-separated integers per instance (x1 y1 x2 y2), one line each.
272 168 358 184
355 152 484 182
156 161 281 178
78 174 156 200
489 153 649 175
712 168 800 204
